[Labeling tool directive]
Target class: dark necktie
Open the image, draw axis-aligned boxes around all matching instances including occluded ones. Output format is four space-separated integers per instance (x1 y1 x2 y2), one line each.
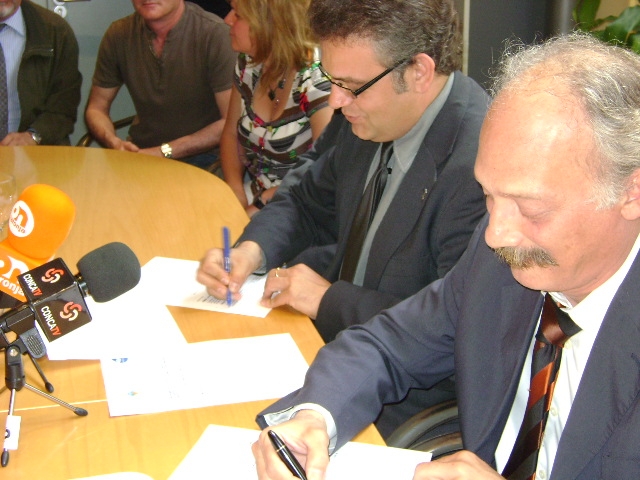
0 24 8 139
502 294 582 480
340 141 394 282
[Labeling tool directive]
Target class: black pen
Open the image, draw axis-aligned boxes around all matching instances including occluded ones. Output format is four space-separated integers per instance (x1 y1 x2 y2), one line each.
267 430 308 480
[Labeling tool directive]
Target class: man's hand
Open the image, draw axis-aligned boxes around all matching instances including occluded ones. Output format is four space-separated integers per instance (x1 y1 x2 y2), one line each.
261 264 331 319
109 136 139 152
197 241 263 301
1 132 38 146
253 410 330 480
413 451 503 480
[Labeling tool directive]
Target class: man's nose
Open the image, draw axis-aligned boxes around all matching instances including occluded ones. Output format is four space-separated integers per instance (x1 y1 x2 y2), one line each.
327 85 354 110
485 202 525 249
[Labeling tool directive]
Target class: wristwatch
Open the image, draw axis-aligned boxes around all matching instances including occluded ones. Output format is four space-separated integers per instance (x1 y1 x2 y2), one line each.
27 128 42 145
160 143 173 158
253 193 267 210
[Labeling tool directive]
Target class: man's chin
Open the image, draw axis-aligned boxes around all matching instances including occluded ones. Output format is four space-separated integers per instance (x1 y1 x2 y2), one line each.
510 266 557 292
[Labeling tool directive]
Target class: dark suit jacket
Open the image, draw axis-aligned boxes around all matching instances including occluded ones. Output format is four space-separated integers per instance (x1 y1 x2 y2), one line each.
258 215 640 479
239 71 489 341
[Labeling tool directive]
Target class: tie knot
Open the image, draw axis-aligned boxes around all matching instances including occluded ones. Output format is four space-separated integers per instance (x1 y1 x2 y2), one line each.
379 141 394 167
537 294 581 347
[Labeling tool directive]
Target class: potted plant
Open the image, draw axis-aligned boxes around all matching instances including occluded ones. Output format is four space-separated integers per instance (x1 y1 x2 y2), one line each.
573 0 640 52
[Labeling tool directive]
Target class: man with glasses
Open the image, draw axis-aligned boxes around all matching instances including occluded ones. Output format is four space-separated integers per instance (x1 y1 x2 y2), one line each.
198 0 487 437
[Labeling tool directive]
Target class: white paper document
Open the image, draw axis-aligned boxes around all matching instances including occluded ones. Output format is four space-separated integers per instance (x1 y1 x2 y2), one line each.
101 333 308 417
169 424 432 479
142 256 271 318
44 273 187 361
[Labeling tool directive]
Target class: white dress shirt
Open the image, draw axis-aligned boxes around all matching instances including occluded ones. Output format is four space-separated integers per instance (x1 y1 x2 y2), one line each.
495 231 640 479
0 7 26 134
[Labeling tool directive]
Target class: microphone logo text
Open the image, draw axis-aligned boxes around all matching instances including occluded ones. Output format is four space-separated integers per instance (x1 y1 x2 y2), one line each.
21 273 42 297
9 200 35 238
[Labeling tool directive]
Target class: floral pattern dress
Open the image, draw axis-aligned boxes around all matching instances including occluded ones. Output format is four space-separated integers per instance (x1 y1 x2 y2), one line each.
234 53 331 197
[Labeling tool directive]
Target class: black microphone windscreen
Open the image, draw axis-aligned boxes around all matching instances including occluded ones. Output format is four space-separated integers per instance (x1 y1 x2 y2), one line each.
76 242 141 302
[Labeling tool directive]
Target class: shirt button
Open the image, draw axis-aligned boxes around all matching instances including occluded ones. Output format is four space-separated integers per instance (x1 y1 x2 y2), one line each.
550 407 558 416
538 469 547 479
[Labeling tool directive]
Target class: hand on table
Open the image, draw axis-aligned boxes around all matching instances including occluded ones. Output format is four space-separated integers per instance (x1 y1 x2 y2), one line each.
253 410 330 480
413 451 504 480
261 264 331 319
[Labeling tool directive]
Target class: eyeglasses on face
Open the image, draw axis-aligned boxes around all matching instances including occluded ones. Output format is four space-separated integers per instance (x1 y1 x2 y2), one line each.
318 58 411 98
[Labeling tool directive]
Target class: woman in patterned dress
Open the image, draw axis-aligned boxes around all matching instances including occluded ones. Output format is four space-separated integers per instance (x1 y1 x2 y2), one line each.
222 0 332 216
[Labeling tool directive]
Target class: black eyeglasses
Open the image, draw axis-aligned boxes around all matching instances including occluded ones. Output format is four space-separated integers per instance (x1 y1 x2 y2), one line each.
318 58 411 98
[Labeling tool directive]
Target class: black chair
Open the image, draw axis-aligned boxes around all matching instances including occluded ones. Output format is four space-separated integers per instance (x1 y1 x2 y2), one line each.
76 115 135 147
385 399 463 460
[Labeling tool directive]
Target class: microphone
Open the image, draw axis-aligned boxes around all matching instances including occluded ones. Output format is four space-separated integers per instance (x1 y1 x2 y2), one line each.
0 184 75 304
0 242 141 359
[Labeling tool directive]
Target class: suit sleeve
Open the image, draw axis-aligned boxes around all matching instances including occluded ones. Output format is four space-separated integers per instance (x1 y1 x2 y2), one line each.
237 114 347 269
256 219 489 449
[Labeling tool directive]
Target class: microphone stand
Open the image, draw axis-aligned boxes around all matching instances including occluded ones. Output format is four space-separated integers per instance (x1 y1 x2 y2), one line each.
0 339 88 467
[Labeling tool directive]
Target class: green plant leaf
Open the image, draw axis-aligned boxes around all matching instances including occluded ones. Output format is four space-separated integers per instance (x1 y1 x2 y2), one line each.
574 0 601 30
602 6 640 45
630 32 640 53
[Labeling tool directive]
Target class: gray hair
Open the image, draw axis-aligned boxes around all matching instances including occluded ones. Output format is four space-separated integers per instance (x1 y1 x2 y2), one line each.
309 0 462 91
491 32 640 208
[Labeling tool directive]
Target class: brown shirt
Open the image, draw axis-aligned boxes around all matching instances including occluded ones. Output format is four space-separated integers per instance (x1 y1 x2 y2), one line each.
92 2 235 148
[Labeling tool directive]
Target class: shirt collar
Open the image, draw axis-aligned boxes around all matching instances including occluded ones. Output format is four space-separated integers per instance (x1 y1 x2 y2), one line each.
3 6 25 37
549 230 640 332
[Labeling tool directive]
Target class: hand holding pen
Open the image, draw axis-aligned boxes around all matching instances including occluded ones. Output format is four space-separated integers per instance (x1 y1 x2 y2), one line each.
268 430 308 480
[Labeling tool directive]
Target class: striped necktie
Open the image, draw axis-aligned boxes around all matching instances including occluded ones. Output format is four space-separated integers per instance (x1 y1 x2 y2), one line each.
502 294 581 480
340 141 393 282
0 24 8 140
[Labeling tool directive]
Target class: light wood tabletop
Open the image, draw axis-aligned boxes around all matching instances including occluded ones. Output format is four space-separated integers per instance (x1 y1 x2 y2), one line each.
0 146 383 480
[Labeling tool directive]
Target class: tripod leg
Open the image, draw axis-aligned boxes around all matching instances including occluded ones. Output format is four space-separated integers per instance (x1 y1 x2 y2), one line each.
27 354 54 393
23 384 87 416
2 389 17 467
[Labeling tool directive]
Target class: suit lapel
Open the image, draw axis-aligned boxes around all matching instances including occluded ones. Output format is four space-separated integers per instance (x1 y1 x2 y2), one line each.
462 283 542 462
364 73 468 286
551 255 640 479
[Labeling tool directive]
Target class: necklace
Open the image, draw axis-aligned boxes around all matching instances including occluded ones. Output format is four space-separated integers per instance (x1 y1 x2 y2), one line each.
267 78 286 103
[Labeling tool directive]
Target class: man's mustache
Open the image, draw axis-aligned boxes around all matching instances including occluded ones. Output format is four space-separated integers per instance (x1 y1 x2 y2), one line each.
493 246 558 269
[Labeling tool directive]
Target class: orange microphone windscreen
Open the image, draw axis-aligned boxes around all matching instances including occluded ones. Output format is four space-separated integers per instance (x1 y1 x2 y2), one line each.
7 184 76 260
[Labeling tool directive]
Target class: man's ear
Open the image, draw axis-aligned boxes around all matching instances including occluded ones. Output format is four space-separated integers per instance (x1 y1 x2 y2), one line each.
410 53 436 93
621 168 640 220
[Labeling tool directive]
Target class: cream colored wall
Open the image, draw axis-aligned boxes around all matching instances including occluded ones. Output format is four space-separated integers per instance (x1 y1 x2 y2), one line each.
599 0 636 16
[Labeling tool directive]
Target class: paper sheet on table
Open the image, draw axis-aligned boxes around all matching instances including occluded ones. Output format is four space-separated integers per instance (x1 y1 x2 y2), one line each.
101 333 308 417
142 256 271 318
169 424 432 479
44 273 187 360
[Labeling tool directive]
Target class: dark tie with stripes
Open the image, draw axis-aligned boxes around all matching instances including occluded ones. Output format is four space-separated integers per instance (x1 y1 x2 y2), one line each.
340 141 394 283
502 294 581 480
0 24 8 140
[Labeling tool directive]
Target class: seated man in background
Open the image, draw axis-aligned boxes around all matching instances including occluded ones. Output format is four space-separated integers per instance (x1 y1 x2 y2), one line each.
85 0 235 171
198 0 487 437
252 33 640 480
0 0 82 146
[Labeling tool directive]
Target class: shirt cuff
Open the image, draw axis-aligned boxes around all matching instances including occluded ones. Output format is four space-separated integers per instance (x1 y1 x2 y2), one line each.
261 403 338 453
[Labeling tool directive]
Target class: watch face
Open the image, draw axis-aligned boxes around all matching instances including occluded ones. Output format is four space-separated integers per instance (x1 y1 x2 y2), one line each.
30 131 42 144
161 143 172 158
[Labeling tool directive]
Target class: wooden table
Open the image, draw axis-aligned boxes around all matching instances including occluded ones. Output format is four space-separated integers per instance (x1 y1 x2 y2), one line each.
0 146 383 480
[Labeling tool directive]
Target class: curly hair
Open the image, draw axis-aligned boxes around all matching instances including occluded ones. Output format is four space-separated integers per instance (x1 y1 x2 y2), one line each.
308 0 462 76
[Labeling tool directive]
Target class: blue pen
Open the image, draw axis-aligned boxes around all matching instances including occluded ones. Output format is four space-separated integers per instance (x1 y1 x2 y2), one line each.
223 226 232 306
